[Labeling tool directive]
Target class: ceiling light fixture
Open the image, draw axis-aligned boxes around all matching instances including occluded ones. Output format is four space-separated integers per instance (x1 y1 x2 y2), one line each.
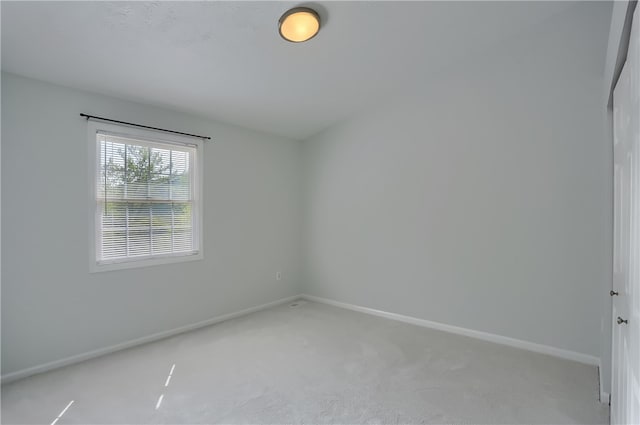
278 7 320 43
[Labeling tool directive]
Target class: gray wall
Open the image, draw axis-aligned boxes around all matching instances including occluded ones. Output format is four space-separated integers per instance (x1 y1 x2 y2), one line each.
1 72 303 375
302 4 611 360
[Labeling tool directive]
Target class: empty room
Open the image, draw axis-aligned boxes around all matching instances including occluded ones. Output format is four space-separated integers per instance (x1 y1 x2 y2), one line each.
1 1 638 424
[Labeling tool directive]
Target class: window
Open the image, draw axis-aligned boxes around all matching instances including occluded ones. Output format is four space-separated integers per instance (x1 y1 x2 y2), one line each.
89 122 203 272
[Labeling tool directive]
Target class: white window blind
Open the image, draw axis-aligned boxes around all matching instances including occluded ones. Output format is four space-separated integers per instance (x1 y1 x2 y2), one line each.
95 132 199 264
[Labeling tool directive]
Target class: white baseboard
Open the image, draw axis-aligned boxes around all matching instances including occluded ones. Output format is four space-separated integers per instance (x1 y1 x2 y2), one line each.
3 293 603 391
599 359 610 405
1 295 301 384
300 294 600 366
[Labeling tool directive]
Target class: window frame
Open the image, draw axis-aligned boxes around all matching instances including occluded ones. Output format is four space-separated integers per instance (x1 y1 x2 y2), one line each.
88 120 204 273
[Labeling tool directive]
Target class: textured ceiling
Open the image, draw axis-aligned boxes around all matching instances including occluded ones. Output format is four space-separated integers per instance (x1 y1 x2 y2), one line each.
1 1 607 140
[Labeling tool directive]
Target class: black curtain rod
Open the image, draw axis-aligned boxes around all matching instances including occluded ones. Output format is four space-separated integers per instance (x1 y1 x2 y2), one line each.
80 113 212 140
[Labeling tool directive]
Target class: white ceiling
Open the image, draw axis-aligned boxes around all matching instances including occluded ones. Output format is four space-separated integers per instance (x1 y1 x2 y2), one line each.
1 1 605 140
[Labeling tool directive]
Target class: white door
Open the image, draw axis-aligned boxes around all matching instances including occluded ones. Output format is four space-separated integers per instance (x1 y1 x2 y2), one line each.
612 6 640 424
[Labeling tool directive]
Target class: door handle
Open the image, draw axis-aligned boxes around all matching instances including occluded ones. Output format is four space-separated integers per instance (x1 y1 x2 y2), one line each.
617 317 628 325
610 290 619 296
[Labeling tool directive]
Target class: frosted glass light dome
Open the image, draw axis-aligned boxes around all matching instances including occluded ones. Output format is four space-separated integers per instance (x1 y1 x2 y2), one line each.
279 8 320 43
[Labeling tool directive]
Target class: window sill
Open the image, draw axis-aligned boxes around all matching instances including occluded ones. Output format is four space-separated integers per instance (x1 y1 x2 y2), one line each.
90 252 203 273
